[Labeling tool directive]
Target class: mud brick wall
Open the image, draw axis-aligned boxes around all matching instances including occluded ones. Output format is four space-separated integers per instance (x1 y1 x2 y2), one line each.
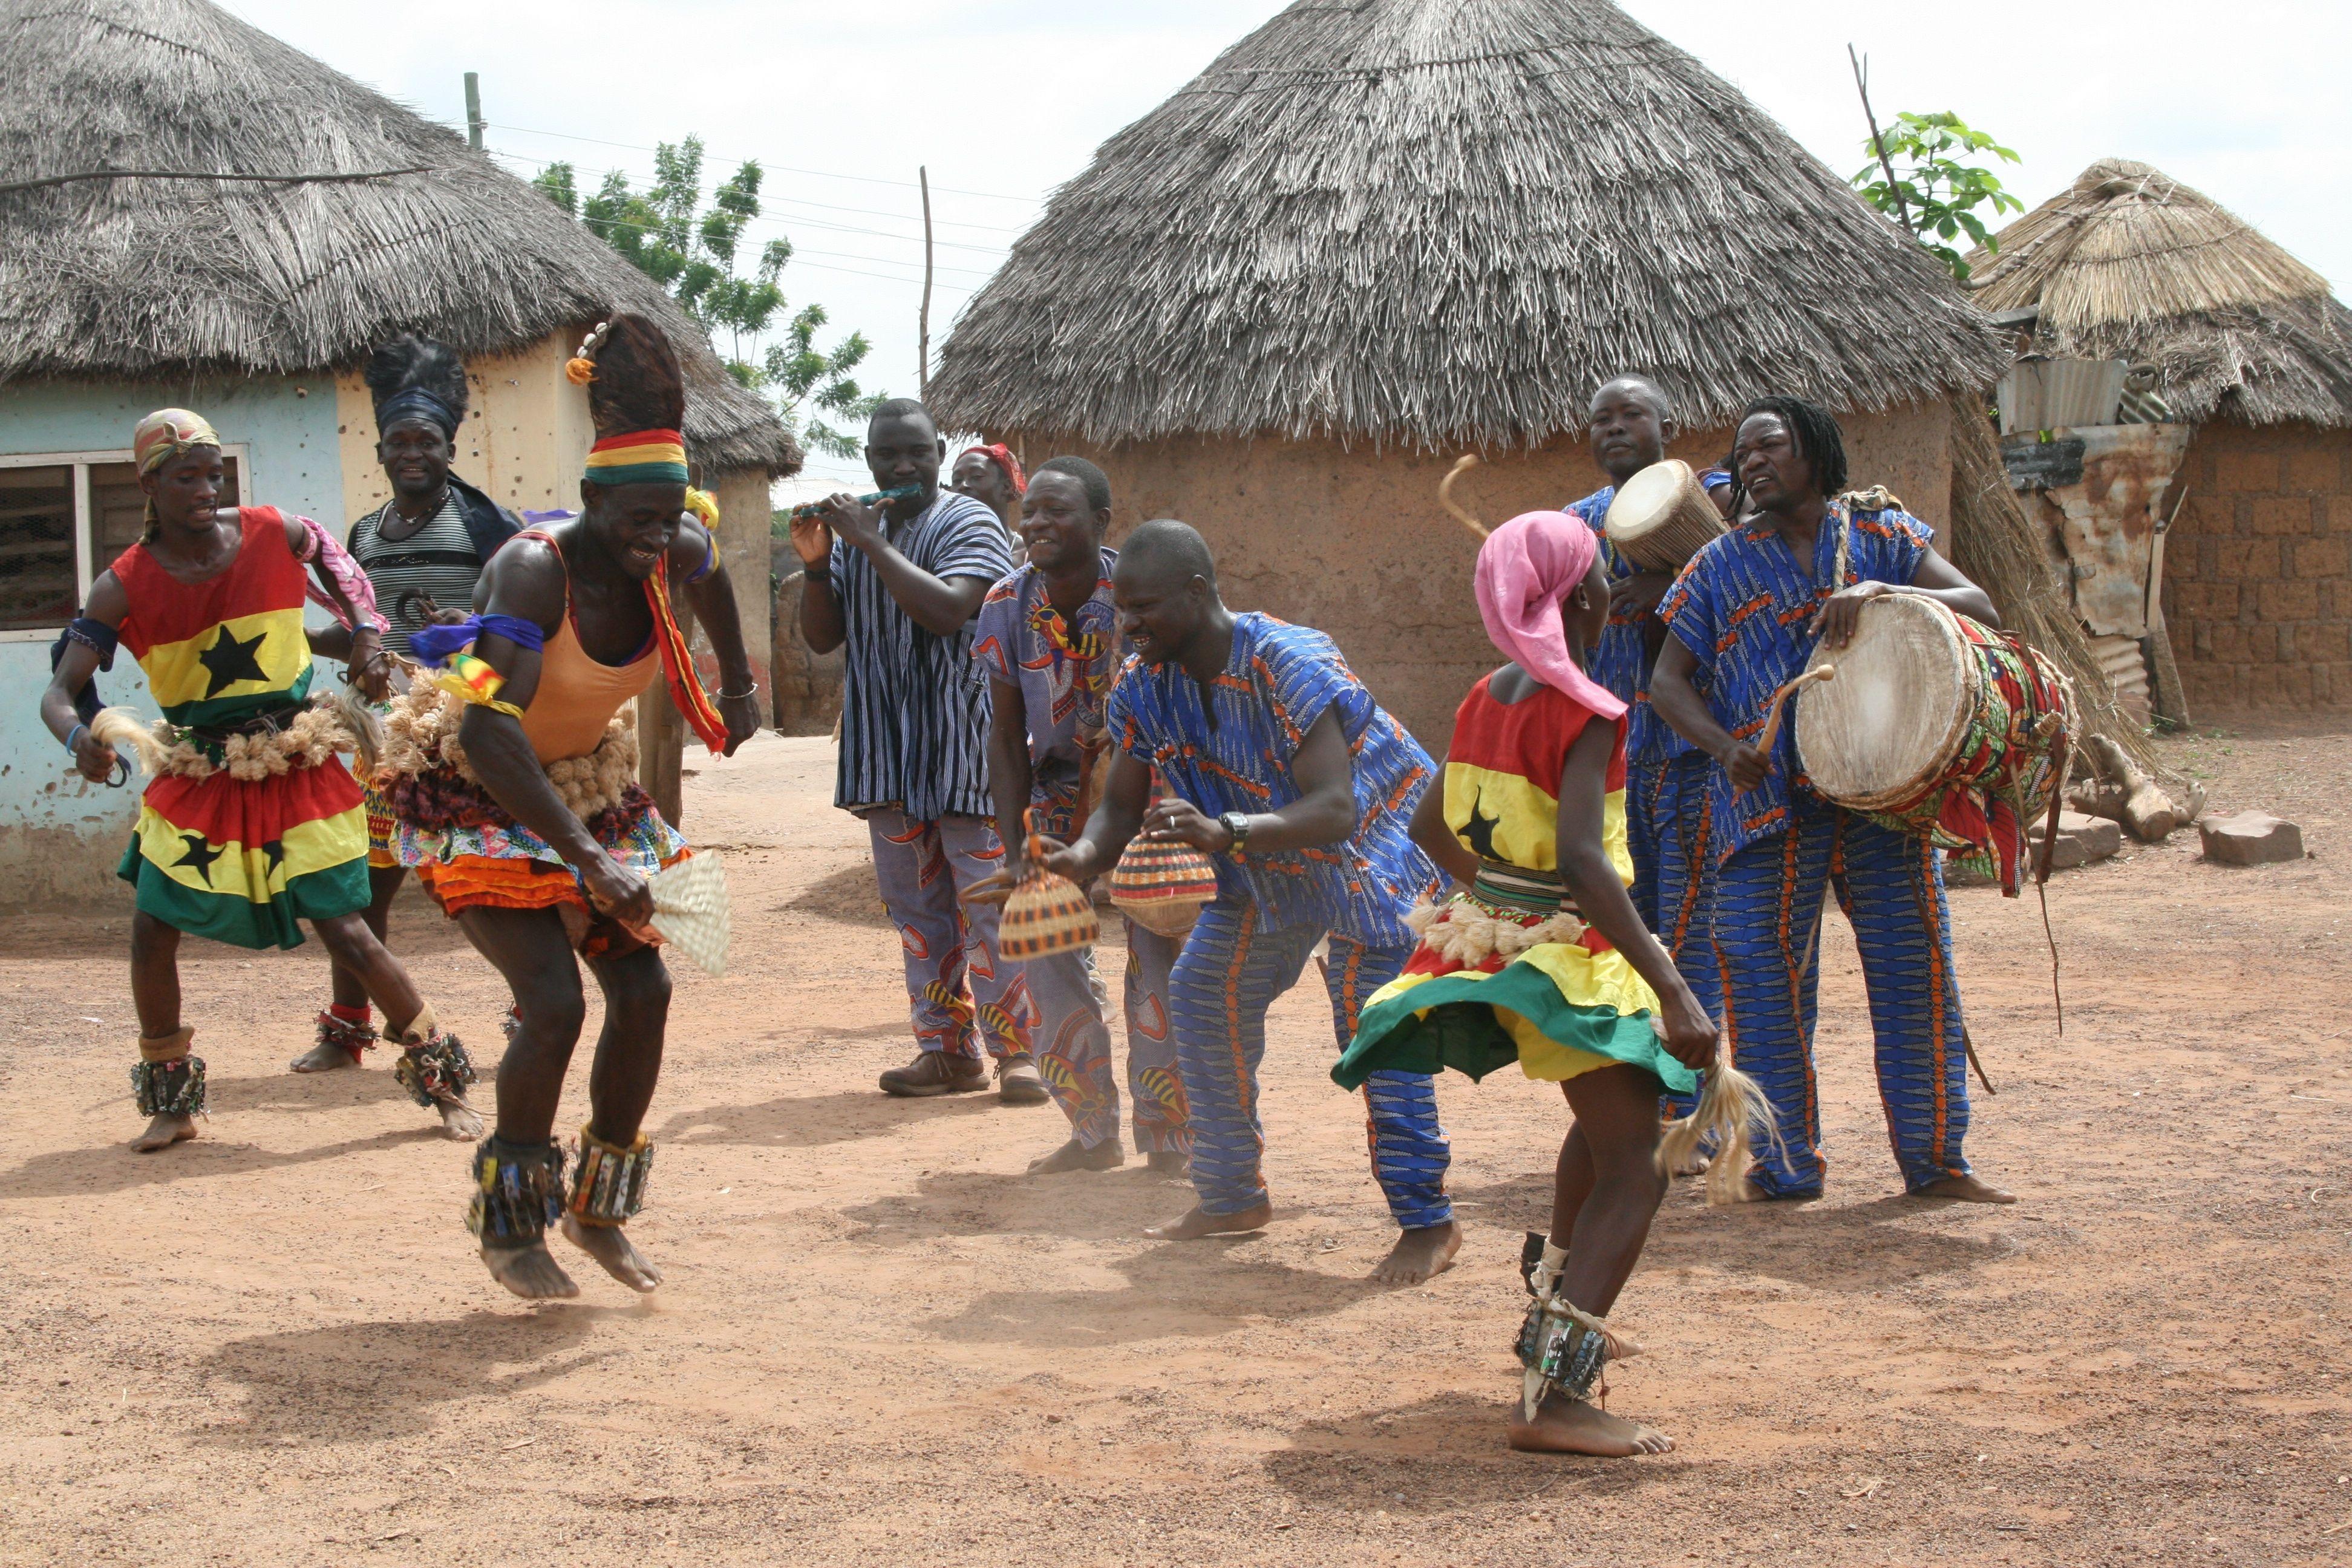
2164 420 2352 712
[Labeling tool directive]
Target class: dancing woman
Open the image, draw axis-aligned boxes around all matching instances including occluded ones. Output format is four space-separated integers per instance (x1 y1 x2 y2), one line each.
38 410 483 1151
1336 511 1728 1456
385 315 762 1299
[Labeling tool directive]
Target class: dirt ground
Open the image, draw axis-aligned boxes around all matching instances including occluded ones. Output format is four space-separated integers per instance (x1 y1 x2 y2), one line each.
2 719 2347 1567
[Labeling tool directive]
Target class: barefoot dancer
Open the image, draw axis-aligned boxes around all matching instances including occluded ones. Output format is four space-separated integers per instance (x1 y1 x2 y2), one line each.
1036 521 1460 1282
966 459 1191 1175
390 316 763 1298
298 335 521 1075
1336 511 1722 1455
791 402 1044 1105
38 409 483 1151
1650 396 2015 1204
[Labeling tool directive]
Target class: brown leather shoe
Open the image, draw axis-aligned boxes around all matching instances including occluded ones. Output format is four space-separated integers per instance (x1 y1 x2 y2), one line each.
879 1051 990 1097
996 1052 1051 1105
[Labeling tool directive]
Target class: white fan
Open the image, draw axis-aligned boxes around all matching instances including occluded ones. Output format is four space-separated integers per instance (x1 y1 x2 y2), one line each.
646 852 730 978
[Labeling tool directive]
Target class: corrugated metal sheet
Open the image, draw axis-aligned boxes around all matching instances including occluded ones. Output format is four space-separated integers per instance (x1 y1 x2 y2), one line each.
2091 633 2152 724
1999 359 2128 433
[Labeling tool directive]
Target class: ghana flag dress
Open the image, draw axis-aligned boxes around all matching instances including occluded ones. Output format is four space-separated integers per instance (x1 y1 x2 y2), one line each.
112 508 371 949
1334 675 1696 1097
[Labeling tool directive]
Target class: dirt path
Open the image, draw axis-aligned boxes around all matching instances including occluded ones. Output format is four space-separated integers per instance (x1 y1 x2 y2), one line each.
3 722 2347 1566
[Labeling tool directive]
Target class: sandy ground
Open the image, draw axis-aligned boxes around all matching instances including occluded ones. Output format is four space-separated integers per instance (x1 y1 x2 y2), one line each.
2 720 2348 1567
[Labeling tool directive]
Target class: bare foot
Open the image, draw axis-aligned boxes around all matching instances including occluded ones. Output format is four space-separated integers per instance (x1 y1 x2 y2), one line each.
1913 1172 2017 1204
129 1113 196 1153
1508 1395 1674 1456
435 1098 486 1142
1372 1219 1462 1285
1028 1136 1123 1175
482 1243 580 1300
1145 1149 1190 1176
1145 1201 1271 1241
288 1039 361 1073
561 1215 663 1292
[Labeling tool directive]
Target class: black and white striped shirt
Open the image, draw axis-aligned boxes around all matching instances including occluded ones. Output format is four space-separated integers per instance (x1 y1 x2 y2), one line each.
348 492 488 655
828 490 1013 819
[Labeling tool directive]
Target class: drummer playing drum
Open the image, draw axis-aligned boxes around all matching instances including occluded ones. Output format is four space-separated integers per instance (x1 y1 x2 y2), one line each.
1648 395 2014 1204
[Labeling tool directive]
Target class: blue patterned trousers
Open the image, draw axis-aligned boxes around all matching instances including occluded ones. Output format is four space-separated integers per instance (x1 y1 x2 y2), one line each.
1653 752 1723 1123
1625 758 1667 930
865 808 1028 1062
1711 794 1973 1197
1168 900 1452 1229
1022 920 1191 1154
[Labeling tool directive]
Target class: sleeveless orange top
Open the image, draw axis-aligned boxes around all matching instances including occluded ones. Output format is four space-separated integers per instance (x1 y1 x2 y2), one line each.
514 531 660 763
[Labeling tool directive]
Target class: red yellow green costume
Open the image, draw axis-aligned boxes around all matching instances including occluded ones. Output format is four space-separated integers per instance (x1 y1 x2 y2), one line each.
113 508 371 948
1334 676 1696 1096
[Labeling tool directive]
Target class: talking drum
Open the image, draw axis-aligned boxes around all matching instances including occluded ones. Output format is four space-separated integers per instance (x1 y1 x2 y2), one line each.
1603 459 1726 570
1793 593 2073 897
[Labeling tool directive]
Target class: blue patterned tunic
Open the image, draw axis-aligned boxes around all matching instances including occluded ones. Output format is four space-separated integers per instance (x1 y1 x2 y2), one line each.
1566 466 1728 768
1658 501 1934 864
972 547 1119 807
1105 613 1437 947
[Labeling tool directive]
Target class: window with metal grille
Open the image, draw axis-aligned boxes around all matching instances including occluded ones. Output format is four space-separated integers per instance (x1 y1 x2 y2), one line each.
0 451 244 641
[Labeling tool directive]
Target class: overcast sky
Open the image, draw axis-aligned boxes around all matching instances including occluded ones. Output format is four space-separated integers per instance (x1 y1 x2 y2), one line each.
222 0 2351 491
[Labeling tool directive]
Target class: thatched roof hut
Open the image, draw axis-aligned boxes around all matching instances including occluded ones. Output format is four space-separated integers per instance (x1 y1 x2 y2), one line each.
1968 160 2352 715
1966 158 2352 429
0 0 799 477
933 0 2004 449
918 0 2008 745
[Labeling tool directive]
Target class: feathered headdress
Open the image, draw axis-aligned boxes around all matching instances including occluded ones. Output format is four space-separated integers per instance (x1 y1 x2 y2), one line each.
569 316 690 489
364 335 468 440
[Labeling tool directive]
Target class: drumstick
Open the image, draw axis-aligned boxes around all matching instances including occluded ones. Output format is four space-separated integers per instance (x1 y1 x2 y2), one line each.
1736 666 1836 791
1438 454 1489 541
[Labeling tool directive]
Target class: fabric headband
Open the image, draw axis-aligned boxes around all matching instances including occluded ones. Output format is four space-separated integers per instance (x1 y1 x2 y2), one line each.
1472 510 1627 720
376 388 460 440
962 442 1026 496
132 408 221 477
584 429 689 488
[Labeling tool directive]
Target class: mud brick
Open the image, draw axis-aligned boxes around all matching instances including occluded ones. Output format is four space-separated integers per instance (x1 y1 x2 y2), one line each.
2198 812 2305 866
2252 497 2314 537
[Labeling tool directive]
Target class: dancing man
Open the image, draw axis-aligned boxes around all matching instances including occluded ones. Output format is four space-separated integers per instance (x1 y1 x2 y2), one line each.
1037 520 1459 1283
38 409 482 1151
1337 511 1724 1455
968 457 1191 1174
1650 395 2014 1203
791 402 1045 1105
298 334 521 1075
389 316 762 1297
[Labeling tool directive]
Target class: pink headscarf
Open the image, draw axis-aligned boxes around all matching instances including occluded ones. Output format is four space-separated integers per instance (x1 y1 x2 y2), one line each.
1472 511 1627 719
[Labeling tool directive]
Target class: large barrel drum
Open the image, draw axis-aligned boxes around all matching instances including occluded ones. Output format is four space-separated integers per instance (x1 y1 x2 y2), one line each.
1603 460 1726 570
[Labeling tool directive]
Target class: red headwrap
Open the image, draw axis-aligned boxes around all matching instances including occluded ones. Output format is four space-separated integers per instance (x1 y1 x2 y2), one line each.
962 443 1026 496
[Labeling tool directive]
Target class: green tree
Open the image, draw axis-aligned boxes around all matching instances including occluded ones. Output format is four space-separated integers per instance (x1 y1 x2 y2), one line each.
1851 111 2024 283
532 138 882 459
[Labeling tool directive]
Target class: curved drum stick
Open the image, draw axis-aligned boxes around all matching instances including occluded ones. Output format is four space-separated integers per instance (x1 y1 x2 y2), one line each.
1439 454 1489 541
1737 665 1836 792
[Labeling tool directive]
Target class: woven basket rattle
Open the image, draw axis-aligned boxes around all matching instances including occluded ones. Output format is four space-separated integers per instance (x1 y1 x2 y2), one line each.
999 808 1099 960
1108 836 1218 938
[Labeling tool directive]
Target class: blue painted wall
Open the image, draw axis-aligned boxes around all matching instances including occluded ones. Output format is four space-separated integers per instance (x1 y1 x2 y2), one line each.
0 374 345 904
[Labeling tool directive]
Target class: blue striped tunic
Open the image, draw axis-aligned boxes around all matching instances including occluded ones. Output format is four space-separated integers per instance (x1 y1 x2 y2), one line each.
829 489 1013 820
1105 613 1438 948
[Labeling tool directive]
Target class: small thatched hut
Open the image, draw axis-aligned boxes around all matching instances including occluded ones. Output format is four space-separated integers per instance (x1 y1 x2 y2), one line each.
929 0 2007 747
0 0 800 903
1967 159 2352 713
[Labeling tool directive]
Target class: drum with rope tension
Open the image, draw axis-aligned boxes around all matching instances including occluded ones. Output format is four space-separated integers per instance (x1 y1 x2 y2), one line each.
1793 592 2073 897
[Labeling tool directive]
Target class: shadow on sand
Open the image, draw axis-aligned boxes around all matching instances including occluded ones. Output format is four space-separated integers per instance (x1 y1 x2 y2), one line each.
648 1086 1008 1151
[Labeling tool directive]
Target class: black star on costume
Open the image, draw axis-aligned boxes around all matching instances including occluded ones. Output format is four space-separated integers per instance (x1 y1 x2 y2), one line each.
261 840 286 880
172 832 224 886
1460 792 1504 861
198 624 269 696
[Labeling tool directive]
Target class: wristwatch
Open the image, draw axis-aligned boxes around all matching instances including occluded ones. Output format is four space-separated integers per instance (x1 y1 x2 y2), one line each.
1218 811 1252 852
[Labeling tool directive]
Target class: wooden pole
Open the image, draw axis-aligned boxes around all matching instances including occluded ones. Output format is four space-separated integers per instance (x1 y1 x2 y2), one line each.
463 73 484 151
638 597 695 828
918 166 934 402
1846 45 1912 234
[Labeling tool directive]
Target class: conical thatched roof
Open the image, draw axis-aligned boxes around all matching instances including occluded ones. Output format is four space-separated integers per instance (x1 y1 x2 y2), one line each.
1967 158 2352 428
932 0 2006 450
0 0 799 475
